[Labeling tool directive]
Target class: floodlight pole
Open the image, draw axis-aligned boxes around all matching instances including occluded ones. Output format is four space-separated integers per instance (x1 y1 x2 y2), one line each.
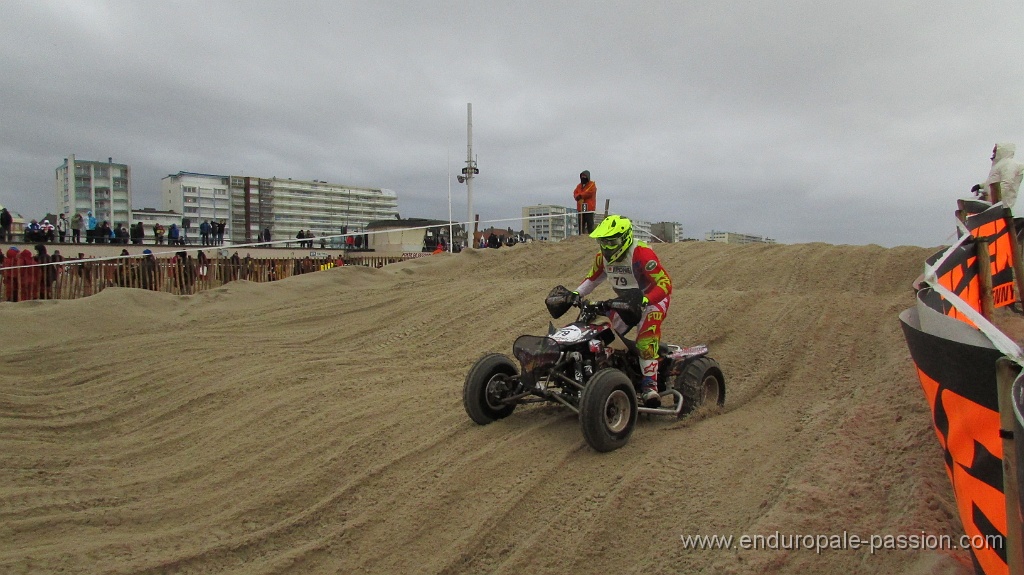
447 143 453 251
465 103 475 248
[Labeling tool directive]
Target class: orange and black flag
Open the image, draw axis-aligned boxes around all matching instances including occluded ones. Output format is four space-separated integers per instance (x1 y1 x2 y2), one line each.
918 237 983 326
901 301 1008 575
965 203 1017 308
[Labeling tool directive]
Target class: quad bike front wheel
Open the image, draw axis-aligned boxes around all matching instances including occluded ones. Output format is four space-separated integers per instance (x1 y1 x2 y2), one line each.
675 356 725 416
463 353 519 425
579 368 638 452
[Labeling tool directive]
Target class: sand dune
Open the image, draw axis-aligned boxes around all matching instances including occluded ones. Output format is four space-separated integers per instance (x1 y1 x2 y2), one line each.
0 238 974 574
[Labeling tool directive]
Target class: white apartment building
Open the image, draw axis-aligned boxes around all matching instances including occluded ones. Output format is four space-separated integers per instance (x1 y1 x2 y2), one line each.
161 172 231 233
227 176 398 244
158 173 398 245
649 221 685 243
55 155 133 226
522 205 577 241
630 218 653 244
705 230 777 244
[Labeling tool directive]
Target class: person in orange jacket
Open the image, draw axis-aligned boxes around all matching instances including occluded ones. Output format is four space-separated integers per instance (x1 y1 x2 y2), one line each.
573 170 597 235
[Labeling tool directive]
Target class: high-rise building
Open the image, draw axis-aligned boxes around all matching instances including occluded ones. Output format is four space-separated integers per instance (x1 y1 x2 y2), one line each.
650 222 685 242
227 176 397 244
161 172 231 233
522 205 577 241
160 173 398 245
55 155 133 226
630 218 653 244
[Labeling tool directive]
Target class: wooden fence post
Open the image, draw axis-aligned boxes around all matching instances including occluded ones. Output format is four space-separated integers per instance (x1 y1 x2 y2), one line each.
977 237 995 320
992 182 1024 306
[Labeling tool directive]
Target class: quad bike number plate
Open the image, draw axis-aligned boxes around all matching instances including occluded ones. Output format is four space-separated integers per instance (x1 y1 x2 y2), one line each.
551 325 584 344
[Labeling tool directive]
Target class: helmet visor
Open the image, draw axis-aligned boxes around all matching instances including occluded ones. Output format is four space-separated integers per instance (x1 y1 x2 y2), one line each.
598 236 625 251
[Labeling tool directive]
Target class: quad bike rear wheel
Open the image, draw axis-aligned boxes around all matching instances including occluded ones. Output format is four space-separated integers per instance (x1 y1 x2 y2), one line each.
579 368 638 452
463 353 519 425
675 356 725 416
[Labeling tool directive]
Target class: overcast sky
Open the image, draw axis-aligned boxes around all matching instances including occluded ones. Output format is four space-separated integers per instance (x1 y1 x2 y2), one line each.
2 1 1023 247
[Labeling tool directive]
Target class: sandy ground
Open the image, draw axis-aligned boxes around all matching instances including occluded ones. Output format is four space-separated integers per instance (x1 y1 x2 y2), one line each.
0 237 978 574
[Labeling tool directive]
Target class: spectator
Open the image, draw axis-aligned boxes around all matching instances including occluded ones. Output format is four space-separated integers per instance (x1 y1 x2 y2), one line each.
85 211 97 244
972 142 1024 223
50 249 64 295
56 214 69 243
487 231 500 248
229 251 242 281
34 244 56 299
97 221 111 244
71 212 84 244
130 222 145 245
200 220 211 246
117 248 132 287
573 170 597 235
263 227 272 245
2 246 19 301
40 220 55 242
216 220 226 245
168 224 181 246
296 229 305 248
25 219 40 242
154 223 166 245
16 247 37 301
197 250 210 284
0 207 12 242
170 250 195 294
139 249 158 290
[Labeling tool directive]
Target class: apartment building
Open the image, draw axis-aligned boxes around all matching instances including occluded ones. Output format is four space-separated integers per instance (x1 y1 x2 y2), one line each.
161 171 231 231
227 176 398 245
631 218 653 244
649 222 685 243
705 230 777 244
157 173 398 245
522 204 577 241
55 155 133 226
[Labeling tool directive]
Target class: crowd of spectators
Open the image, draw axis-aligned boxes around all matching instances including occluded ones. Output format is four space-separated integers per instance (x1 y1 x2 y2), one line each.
1 246 343 302
18 216 232 248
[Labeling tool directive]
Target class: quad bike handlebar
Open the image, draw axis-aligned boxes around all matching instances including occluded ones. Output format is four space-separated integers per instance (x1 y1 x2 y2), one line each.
546 284 644 326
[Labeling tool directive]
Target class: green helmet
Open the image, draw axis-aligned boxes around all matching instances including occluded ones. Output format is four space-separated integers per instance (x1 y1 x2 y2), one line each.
590 215 633 263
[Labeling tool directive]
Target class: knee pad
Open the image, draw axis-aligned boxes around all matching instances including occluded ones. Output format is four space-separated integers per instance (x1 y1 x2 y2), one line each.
636 336 659 360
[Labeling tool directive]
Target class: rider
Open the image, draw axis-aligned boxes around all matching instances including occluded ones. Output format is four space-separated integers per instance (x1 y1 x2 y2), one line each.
573 215 672 407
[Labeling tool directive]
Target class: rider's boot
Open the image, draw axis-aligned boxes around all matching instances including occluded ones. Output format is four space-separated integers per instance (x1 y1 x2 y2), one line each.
640 377 661 408
640 357 661 407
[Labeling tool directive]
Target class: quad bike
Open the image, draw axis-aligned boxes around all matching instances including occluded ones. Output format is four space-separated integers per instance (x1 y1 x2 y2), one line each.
463 285 725 452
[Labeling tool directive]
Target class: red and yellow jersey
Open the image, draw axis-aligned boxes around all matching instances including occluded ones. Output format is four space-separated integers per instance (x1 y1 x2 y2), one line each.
575 241 672 304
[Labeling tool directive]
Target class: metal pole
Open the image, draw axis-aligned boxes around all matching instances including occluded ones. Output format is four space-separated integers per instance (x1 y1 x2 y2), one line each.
466 103 474 248
448 143 453 251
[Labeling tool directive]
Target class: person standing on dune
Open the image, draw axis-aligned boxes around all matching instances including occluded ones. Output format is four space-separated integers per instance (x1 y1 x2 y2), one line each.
573 170 597 235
